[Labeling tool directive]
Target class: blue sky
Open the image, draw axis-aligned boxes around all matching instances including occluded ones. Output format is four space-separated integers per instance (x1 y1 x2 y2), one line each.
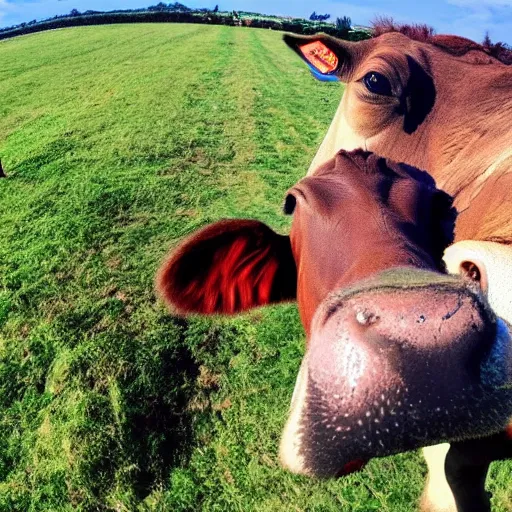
1 0 511 43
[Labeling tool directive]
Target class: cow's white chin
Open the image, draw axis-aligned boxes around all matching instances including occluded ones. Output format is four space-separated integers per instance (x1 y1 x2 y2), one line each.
278 318 512 477
279 358 310 475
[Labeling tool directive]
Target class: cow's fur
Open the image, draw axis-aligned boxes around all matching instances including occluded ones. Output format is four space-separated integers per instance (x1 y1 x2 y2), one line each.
284 26 512 512
372 19 512 65
157 151 512 511
284 30 512 243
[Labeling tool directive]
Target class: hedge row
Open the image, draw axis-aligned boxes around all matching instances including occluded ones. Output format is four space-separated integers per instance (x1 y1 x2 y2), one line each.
0 11 371 41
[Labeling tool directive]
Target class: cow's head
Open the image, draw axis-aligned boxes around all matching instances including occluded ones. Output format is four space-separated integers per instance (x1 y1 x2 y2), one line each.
156 150 512 477
283 30 511 183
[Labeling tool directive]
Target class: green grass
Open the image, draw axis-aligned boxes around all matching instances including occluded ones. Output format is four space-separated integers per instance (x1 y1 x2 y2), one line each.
0 24 510 511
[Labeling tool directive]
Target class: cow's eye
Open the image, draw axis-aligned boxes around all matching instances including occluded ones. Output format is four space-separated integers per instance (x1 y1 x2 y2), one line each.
283 194 296 215
363 72 392 96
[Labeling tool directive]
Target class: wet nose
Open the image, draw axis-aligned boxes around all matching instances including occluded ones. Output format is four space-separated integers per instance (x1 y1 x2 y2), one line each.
309 279 494 394
280 270 512 478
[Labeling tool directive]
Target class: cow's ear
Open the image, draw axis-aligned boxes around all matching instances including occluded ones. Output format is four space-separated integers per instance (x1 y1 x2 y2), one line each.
283 33 352 81
156 219 297 315
459 260 488 292
442 244 488 294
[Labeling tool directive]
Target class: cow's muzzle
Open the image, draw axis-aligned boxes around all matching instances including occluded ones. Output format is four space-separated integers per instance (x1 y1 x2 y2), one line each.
279 268 512 478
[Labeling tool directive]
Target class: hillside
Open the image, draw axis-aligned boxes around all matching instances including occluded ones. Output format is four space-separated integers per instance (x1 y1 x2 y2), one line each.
0 6 371 42
0 24 510 511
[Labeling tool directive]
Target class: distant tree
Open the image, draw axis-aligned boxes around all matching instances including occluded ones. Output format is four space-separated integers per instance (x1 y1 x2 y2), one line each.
168 2 192 11
310 12 330 21
148 2 168 11
481 33 512 64
336 16 351 31
69 9 81 17
482 31 492 48
213 4 219 12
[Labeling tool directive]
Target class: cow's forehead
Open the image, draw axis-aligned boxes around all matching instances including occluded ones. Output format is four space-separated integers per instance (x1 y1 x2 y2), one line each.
308 150 436 191
286 151 450 241
373 31 422 49
360 32 429 63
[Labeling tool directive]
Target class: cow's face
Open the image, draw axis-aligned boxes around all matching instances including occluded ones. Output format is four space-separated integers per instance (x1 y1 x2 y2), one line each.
284 150 452 334
284 32 439 163
283 31 507 179
156 150 512 478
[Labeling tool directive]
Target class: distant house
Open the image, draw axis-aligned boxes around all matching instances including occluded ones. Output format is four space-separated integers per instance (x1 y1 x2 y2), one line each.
351 24 372 33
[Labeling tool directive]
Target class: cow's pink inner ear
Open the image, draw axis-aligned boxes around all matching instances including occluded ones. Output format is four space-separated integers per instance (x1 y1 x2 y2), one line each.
156 220 297 316
188 236 279 314
299 41 339 73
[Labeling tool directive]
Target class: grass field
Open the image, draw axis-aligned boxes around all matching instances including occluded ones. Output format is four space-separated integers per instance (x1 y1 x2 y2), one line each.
0 24 510 511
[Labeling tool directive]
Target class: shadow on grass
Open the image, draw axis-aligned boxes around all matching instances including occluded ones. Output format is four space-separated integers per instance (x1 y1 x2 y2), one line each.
122 317 201 501
45 310 206 505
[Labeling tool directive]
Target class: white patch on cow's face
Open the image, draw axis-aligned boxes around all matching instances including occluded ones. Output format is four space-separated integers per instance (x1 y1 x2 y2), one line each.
279 358 309 474
308 93 366 176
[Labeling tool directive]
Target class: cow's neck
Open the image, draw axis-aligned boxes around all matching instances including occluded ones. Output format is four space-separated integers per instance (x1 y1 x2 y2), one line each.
428 67 512 204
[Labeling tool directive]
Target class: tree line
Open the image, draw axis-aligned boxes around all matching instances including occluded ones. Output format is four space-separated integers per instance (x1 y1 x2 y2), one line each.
0 3 371 41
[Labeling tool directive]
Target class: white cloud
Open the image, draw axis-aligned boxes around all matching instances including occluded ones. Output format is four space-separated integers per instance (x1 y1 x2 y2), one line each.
0 0 164 28
440 0 512 41
0 0 71 27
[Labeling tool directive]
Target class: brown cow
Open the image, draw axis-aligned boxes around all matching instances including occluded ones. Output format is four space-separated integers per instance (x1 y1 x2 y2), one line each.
283 27 512 511
157 150 512 511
